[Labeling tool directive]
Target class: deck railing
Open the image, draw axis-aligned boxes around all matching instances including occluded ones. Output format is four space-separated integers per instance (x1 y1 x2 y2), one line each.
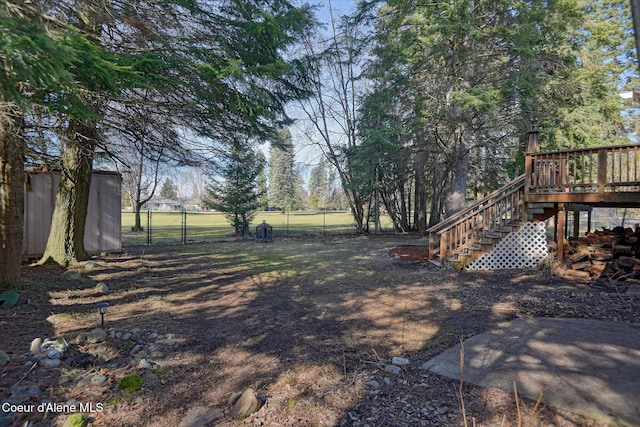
428 143 640 265
525 144 640 201
427 175 526 263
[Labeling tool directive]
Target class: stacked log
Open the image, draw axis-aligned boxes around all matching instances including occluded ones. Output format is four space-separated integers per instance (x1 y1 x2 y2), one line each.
551 226 640 282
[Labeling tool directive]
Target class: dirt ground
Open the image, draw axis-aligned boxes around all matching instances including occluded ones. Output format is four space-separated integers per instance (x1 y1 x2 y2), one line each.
1 235 639 427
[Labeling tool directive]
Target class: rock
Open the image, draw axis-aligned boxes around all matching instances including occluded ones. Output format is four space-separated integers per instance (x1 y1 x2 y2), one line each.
53 337 68 352
95 283 109 294
0 290 19 307
130 328 141 334
62 413 89 427
47 349 62 359
62 270 82 280
227 392 242 406
385 365 401 374
134 351 148 361
149 350 165 359
84 262 99 271
86 328 107 344
46 313 74 324
121 332 132 341
147 332 159 340
39 357 61 368
137 358 153 369
131 333 141 342
365 379 380 389
76 375 93 387
0 350 9 365
179 406 222 427
90 375 107 386
39 337 68 352
75 334 87 344
392 356 410 366
30 338 42 354
230 388 260 419
130 344 144 357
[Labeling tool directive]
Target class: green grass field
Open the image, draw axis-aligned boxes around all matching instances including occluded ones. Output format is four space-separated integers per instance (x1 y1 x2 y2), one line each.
121 210 395 246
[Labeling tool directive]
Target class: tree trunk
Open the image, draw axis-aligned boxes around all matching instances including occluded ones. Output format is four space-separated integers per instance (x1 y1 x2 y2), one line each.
428 158 446 227
0 105 24 287
445 140 469 215
132 143 146 231
413 152 427 233
39 119 96 266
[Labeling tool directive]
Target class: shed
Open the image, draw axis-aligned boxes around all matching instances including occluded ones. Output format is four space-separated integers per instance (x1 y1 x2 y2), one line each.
23 169 122 258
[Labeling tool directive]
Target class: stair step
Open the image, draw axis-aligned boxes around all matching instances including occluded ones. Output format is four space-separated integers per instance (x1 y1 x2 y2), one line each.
486 233 504 239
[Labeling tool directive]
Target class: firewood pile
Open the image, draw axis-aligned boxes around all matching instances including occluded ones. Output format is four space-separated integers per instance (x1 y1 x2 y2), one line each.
551 226 640 283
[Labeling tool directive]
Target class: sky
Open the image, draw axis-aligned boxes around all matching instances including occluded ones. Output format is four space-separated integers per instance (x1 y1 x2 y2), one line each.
173 0 362 198
262 0 361 180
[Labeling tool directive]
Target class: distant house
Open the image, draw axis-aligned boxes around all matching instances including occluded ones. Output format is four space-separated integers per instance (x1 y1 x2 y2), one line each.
184 197 203 212
141 197 184 211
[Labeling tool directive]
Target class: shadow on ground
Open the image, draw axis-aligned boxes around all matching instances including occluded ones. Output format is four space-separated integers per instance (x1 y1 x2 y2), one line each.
3 235 640 426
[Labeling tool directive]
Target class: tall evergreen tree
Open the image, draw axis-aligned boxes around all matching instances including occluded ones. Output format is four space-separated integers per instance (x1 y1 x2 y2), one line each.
1 0 316 270
542 0 636 150
203 143 264 236
256 151 269 211
357 0 619 226
268 129 300 211
160 178 179 200
0 3 128 277
308 162 326 210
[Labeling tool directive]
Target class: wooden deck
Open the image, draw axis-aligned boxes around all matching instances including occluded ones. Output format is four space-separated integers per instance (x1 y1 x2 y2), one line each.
525 144 640 207
524 139 640 264
427 129 640 267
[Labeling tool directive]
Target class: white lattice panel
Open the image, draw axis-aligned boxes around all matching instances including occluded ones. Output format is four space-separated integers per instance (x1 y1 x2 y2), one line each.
466 222 548 270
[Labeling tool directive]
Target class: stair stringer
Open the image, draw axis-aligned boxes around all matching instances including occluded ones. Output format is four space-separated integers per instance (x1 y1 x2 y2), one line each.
465 221 548 270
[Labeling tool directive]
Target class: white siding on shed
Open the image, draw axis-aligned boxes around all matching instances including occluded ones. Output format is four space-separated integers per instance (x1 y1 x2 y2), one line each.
23 171 122 258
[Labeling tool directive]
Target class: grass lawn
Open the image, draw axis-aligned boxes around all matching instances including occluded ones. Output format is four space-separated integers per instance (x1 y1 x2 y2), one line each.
121 210 395 246
8 235 628 426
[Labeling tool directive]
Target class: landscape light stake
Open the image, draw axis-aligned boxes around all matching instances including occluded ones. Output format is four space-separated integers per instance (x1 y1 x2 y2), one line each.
97 302 109 329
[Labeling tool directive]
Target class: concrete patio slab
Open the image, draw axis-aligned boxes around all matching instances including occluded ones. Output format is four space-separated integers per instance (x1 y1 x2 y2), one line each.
420 318 640 426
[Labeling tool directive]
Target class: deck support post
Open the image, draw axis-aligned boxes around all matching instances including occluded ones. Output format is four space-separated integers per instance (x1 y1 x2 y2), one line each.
573 210 580 238
557 203 565 264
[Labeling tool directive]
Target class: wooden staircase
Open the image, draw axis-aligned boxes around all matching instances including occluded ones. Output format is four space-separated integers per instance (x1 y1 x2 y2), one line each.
428 135 640 269
427 175 529 268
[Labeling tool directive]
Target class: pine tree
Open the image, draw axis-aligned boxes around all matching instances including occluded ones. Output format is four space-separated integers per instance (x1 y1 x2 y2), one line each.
204 144 264 236
160 178 179 200
268 129 300 211
256 151 269 211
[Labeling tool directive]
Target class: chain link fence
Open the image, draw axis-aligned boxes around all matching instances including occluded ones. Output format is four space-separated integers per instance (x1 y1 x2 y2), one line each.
121 210 395 246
